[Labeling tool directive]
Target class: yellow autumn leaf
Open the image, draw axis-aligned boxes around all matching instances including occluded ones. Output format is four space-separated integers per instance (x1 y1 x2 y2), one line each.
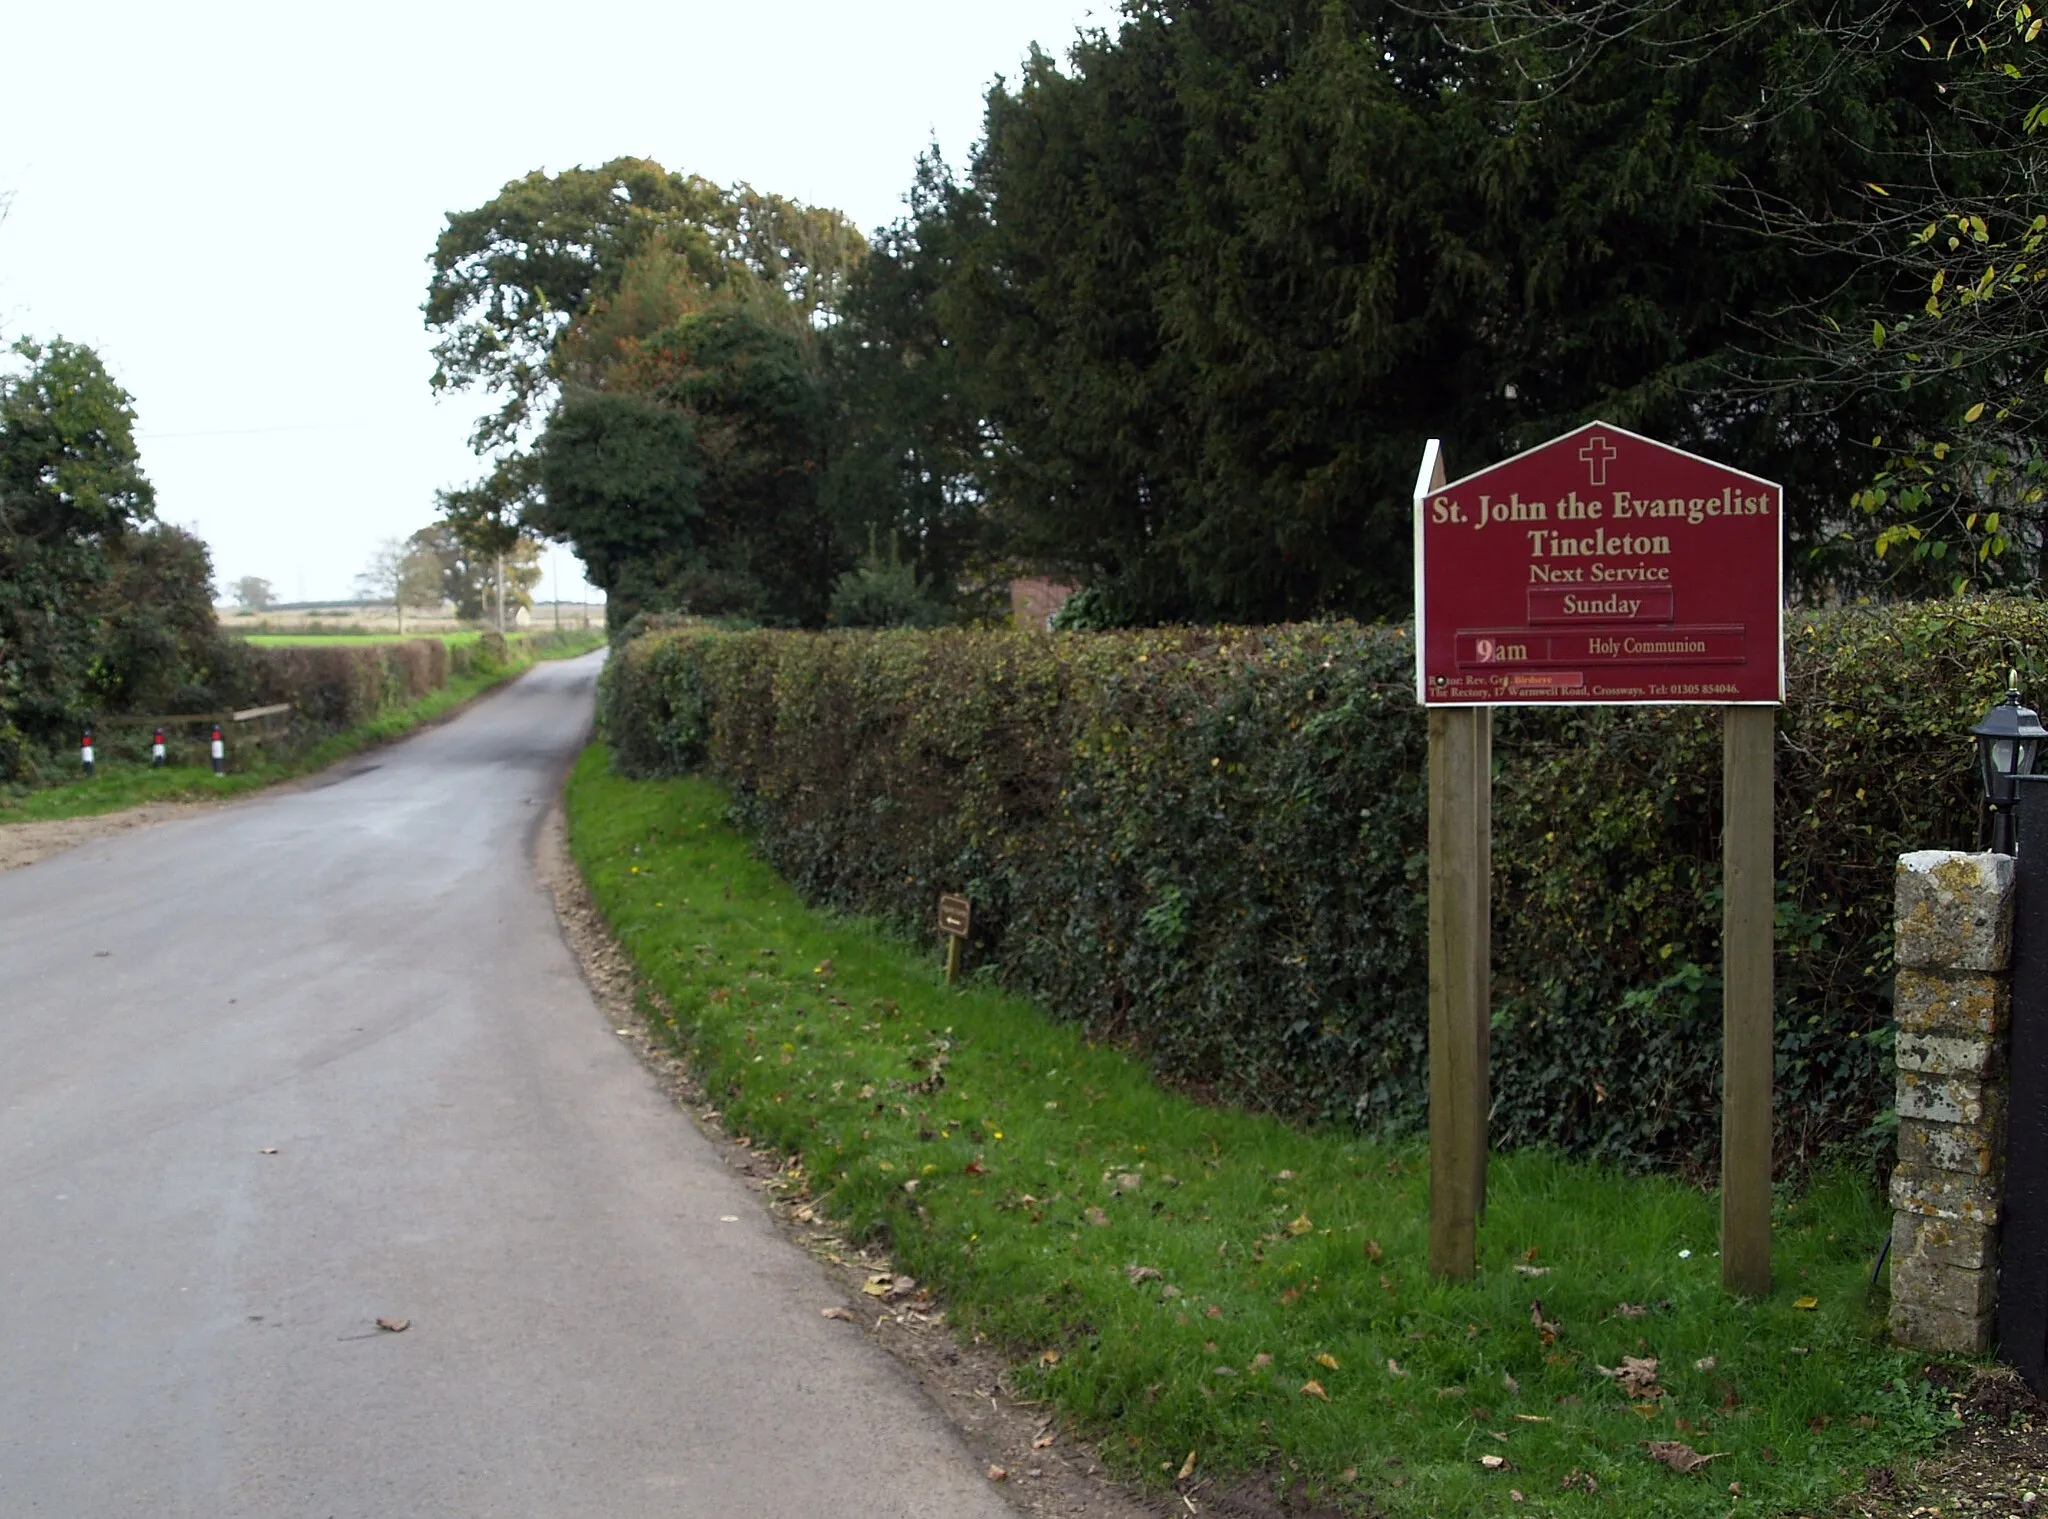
1793 1295 1820 1310
1300 1379 1330 1401
1314 1352 1340 1370
1966 402 1987 423
1286 1214 1314 1236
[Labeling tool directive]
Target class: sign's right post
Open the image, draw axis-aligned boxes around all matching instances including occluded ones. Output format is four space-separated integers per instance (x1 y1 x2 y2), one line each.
1722 705 1775 1296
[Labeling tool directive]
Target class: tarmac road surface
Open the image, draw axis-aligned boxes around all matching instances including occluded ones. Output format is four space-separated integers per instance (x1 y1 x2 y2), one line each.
0 654 1018 1519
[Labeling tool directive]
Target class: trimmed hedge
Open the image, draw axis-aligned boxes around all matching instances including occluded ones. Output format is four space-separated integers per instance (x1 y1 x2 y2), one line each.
248 638 452 730
245 630 550 736
598 604 2048 1170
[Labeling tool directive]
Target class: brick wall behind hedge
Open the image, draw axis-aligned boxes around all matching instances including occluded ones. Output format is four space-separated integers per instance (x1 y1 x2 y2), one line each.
597 604 2048 1171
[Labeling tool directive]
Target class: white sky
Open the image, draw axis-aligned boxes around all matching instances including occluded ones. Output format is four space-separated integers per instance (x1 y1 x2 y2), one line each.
0 0 1106 605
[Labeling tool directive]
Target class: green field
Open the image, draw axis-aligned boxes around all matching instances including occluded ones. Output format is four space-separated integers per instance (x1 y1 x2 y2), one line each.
565 749 1956 1519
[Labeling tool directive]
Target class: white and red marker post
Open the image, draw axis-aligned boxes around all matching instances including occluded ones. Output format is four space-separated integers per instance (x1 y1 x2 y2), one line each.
81 727 95 778
151 727 167 768
210 723 226 775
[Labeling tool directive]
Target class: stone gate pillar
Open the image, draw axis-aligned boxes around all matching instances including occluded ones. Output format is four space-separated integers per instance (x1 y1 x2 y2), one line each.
1889 850 2015 1354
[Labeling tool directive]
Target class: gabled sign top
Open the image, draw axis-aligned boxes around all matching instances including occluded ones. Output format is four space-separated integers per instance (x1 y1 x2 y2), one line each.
1434 419 1782 498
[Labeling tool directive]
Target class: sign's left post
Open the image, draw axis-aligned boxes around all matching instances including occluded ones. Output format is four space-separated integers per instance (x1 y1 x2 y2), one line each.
1427 703 1491 1281
1415 438 1493 1281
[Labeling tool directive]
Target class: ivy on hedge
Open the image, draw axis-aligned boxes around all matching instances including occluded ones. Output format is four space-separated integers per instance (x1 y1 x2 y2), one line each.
598 603 2048 1170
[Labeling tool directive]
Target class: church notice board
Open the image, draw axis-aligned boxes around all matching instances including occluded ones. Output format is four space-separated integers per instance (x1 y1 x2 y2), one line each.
1414 420 1783 707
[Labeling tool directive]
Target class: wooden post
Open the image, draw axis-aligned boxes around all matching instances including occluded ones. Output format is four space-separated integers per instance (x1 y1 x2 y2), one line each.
1429 705 1491 1279
1721 705 1775 1296
1475 708 1492 1220
938 894 971 987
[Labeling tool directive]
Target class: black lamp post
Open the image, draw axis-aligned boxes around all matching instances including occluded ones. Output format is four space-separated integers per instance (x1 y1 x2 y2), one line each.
1972 670 2048 854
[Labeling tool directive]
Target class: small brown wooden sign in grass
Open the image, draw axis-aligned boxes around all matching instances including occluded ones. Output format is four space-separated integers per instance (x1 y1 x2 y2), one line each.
938 894 972 984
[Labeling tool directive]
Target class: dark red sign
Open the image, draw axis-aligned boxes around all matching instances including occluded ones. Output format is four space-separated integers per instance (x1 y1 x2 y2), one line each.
1414 421 1782 706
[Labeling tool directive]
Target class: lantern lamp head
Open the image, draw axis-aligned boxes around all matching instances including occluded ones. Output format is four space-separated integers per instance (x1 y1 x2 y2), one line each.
1971 669 2048 850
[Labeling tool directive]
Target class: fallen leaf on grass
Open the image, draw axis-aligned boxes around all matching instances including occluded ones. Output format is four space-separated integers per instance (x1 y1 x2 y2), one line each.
1125 1264 1163 1285
1085 1207 1110 1228
1039 1349 1062 1366
1614 1302 1649 1318
1646 1440 1726 1475
1502 1370 1521 1395
1598 1355 1664 1399
1620 1355 1663 1397
1513 1264 1552 1277
1300 1379 1329 1401
1251 1352 1273 1370
1695 1355 1716 1371
1364 1238 1383 1262
1529 1299 1562 1344
1793 1295 1820 1310
1513 1414 1552 1423
1479 1454 1510 1471
1286 1214 1314 1236
1274 1169 1296 1181
1177 1451 1198 1481
821 1306 855 1321
375 1318 409 1333
1386 1359 1407 1378
1560 1469 1599 1494
1313 1353 1340 1370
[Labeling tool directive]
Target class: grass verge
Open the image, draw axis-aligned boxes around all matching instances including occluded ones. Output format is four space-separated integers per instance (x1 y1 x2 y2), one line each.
565 746 1958 1518
0 632 604 825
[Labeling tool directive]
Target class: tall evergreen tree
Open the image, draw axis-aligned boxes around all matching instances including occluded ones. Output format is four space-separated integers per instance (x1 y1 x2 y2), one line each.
891 0 1990 621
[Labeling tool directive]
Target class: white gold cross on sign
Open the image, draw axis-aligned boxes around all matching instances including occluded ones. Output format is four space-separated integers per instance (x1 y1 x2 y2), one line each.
1579 435 1617 486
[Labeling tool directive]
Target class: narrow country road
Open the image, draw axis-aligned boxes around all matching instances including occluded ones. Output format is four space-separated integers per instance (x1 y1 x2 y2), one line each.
0 655 1018 1518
